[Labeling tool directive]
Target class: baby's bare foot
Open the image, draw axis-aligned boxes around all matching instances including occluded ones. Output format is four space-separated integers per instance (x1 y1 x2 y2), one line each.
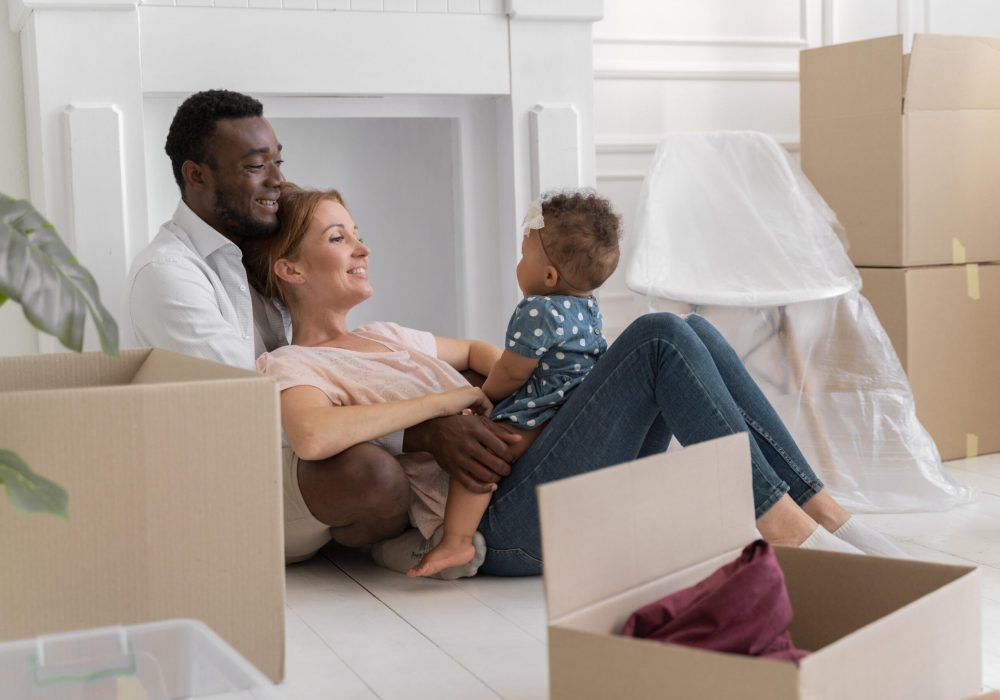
406 541 476 578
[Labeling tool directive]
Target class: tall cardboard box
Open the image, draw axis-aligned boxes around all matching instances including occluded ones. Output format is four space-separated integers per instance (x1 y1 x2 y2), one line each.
801 34 1000 267
859 264 1000 461
0 348 286 682
539 434 981 699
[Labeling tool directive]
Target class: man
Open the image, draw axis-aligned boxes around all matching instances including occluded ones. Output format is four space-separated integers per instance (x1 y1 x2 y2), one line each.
123 90 515 564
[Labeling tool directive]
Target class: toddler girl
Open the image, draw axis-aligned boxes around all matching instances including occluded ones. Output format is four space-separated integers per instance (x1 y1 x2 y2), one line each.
409 190 623 577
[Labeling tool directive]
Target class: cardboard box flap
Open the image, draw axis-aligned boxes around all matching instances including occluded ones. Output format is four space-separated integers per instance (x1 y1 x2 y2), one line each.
801 35 903 118
0 348 150 392
130 347 260 385
906 34 1000 111
538 434 754 623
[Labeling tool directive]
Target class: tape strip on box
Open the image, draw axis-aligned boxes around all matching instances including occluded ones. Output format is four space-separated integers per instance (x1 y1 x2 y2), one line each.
966 433 979 460
966 264 981 300
952 238 967 264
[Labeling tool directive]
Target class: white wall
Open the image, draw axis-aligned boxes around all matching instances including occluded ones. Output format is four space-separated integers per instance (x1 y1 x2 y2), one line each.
593 0 1000 339
6 1 1000 355
0 0 38 356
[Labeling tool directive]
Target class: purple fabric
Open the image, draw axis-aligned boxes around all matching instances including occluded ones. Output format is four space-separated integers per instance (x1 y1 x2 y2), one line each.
620 540 809 662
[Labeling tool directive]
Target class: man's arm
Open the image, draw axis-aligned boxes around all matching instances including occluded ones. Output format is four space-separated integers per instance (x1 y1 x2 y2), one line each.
127 260 254 369
403 414 520 493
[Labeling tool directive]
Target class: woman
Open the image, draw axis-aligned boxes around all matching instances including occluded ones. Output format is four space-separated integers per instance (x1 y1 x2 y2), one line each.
246 183 906 576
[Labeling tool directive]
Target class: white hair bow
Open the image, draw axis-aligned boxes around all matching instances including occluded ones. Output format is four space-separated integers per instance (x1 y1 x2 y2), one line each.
521 198 544 230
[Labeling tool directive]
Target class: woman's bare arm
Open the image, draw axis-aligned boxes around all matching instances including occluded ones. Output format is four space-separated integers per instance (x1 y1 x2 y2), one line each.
281 384 491 461
435 336 502 377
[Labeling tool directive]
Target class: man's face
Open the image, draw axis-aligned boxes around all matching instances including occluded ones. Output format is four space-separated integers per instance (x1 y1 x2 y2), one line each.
201 117 284 240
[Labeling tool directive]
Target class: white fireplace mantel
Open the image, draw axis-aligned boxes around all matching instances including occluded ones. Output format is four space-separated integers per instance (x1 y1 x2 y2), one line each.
14 0 602 347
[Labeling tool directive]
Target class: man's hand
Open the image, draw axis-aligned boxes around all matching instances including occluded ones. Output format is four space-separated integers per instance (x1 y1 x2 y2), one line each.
404 414 521 494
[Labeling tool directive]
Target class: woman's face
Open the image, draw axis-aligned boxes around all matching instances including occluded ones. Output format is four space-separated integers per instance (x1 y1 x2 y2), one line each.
287 199 372 309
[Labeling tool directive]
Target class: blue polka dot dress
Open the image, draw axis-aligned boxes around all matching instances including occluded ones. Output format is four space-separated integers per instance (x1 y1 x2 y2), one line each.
491 294 606 429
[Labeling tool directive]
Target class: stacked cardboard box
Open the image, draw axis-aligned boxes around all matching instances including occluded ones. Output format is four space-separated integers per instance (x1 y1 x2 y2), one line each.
801 34 1000 460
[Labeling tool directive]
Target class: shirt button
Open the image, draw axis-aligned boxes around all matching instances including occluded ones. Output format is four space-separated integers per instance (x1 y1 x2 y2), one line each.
240 284 247 291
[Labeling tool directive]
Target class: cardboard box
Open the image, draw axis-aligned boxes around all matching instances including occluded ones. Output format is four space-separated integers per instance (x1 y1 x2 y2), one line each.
0 348 285 682
801 34 1000 267
538 434 981 699
860 264 1000 460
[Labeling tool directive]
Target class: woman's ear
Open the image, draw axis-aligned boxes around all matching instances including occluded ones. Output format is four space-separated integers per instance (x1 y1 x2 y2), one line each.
544 265 559 288
274 258 304 287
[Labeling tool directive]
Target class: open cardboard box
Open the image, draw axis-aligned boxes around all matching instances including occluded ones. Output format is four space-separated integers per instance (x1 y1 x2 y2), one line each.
0 348 285 682
801 34 1000 267
538 434 981 699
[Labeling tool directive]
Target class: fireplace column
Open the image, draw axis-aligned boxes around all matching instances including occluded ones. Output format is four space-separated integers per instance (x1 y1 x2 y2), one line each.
13 0 146 350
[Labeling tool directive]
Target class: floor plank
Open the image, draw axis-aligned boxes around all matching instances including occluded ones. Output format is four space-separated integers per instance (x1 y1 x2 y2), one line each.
450 575 548 644
326 546 549 700
284 557 498 699
280 604 379 700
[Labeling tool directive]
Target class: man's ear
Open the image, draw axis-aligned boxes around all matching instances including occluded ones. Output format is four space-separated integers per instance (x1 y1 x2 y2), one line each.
181 160 210 193
274 258 305 287
544 265 559 288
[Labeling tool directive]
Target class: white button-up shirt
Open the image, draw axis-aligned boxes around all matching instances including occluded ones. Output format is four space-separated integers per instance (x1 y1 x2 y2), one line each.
122 201 289 369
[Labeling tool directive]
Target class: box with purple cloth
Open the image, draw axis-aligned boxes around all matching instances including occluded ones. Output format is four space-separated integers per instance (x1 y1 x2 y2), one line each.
537 434 980 700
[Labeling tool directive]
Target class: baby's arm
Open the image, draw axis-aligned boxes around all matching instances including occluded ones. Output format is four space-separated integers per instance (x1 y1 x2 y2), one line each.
482 351 539 403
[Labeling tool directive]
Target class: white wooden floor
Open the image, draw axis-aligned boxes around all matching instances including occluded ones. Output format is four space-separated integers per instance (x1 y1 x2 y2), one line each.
278 454 1000 699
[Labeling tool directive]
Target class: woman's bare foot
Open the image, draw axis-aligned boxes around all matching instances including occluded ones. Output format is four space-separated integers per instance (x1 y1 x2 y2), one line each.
407 534 476 578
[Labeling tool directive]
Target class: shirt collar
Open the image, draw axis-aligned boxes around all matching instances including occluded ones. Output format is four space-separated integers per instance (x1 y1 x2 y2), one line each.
173 200 240 259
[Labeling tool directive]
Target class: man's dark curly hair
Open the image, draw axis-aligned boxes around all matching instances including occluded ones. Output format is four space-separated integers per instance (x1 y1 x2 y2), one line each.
165 89 263 194
539 190 622 291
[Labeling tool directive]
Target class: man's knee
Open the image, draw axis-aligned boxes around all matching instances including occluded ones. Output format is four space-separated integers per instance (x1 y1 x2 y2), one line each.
318 444 410 546
298 443 409 522
327 443 409 509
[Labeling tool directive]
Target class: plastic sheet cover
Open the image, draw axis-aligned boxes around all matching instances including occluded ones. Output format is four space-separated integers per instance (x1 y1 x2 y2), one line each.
625 131 972 512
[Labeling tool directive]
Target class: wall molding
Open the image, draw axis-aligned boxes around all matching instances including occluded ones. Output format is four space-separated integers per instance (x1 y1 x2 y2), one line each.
594 0 813 49
596 134 801 155
897 0 930 39
596 170 646 181
593 62 798 81
820 0 833 45
592 34 807 48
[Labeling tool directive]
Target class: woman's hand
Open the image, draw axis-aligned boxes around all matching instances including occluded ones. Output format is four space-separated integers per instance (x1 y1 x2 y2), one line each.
433 386 493 418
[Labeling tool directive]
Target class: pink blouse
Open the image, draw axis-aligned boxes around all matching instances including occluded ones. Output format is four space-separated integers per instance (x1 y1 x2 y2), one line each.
258 322 470 538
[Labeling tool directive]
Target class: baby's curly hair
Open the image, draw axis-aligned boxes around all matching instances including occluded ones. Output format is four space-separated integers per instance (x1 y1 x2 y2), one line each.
165 89 264 194
539 190 622 291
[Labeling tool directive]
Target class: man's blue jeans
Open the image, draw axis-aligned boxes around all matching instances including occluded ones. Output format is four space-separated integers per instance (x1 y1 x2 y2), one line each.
477 312 825 576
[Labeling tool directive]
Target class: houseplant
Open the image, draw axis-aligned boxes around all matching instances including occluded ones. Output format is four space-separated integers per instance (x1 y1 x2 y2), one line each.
0 194 119 518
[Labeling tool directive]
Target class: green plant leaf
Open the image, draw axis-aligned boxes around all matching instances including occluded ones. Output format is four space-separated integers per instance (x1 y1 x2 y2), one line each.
0 195 119 355
0 449 68 518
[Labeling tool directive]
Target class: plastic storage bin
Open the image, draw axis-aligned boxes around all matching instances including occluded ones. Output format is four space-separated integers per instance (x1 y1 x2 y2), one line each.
0 619 282 699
